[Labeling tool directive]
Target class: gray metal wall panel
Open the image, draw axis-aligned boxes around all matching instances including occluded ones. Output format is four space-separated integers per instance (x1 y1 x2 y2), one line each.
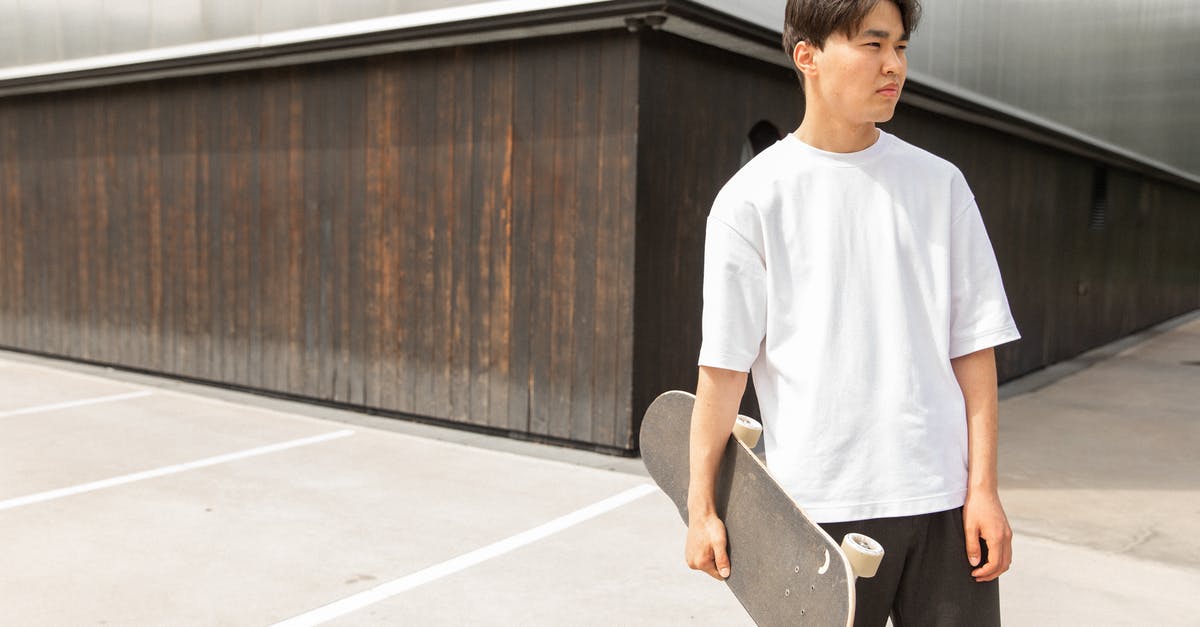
2 0 1197 178
101 0 154 53
196 1 258 40
59 3 107 59
0 0 24 65
907 0 1199 184
16 1 62 65
687 0 1200 182
150 0 210 45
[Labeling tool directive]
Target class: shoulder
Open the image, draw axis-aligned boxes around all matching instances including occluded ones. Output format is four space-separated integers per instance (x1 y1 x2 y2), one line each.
881 132 974 209
884 132 966 181
709 139 793 230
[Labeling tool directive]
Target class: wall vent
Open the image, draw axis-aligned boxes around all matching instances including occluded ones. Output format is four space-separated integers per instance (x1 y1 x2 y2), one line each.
1090 167 1108 231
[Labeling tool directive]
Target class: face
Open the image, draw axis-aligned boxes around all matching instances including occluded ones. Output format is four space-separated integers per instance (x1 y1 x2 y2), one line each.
795 1 908 124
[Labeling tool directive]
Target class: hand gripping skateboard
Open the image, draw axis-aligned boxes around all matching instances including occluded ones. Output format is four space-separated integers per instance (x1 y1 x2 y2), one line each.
640 390 884 627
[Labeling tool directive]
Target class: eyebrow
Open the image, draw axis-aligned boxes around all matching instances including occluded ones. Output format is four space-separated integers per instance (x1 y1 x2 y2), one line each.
861 29 910 40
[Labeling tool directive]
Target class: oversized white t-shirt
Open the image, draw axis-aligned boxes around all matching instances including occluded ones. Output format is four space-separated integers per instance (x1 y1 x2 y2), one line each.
698 129 1020 523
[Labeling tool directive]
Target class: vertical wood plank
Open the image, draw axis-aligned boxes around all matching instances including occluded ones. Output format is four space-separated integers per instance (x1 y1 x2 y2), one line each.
0 103 18 342
527 43 555 438
451 47 475 423
570 41 599 443
433 54 456 418
363 60 387 409
615 35 639 447
393 55 419 414
257 70 287 393
486 43 516 431
414 52 439 417
548 42 578 440
348 62 368 406
591 36 623 448
286 69 307 396
469 47 495 427
508 44 535 434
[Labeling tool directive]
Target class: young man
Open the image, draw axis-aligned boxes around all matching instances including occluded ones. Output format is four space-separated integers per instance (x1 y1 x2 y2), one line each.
685 0 1019 624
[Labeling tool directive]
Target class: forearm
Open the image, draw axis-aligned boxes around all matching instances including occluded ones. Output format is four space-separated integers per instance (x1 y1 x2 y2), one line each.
952 347 1014 579
951 347 999 493
687 366 747 518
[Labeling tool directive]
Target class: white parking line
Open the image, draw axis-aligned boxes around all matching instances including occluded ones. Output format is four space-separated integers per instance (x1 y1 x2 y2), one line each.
0 430 355 511
0 390 154 418
271 483 659 627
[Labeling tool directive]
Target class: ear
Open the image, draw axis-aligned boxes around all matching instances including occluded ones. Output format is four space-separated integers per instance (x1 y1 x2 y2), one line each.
792 40 819 82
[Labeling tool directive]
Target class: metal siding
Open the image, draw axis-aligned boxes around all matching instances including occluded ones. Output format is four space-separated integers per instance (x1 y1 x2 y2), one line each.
102 0 154 53
2 1 1196 177
907 0 1199 187
151 0 211 45
691 0 784 30
16 2 61 65
198 1 259 39
59 3 108 59
0 0 17 65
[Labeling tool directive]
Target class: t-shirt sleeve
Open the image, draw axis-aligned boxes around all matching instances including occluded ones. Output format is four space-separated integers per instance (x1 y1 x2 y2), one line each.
697 216 767 372
948 198 1021 359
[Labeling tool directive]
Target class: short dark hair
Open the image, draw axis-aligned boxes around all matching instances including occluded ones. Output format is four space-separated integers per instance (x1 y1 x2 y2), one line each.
782 0 923 87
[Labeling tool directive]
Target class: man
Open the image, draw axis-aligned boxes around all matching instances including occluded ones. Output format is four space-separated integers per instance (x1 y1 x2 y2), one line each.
685 0 1019 624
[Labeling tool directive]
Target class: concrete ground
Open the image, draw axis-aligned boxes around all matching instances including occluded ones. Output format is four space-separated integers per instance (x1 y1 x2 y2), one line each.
1 310 1197 626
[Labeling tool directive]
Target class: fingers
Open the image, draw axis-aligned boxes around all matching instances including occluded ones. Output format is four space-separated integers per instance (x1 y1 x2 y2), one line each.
970 529 1013 582
687 544 728 580
714 537 731 579
964 521 982 568
685 518 731 580
687 547 720 580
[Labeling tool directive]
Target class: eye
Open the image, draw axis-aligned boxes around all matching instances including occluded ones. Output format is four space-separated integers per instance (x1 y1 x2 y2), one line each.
866 42 881 47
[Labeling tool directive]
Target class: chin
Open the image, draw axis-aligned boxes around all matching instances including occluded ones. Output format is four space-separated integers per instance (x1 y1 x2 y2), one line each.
873 107 898 123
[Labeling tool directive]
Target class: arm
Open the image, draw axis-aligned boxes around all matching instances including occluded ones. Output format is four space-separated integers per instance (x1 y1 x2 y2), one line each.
685 365 747 580
951 346 1013 582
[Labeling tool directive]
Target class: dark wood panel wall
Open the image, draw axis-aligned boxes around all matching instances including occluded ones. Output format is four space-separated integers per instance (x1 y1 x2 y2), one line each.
632 33 804 424
631 32 1200 431
891 109 1200 376
1 27 1195 454
0 32 640 451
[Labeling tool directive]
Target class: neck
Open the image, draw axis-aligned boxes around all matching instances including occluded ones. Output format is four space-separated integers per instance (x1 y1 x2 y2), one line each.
794 98 880 153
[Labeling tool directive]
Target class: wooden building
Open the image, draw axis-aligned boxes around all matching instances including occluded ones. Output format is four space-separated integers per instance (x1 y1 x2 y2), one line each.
1 2 1197 454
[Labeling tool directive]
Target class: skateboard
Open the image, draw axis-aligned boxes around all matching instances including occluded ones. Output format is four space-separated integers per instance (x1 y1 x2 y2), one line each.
640 390 883 627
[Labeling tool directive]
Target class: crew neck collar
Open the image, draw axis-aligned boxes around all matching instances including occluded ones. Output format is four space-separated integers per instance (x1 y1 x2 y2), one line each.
784 129 893 167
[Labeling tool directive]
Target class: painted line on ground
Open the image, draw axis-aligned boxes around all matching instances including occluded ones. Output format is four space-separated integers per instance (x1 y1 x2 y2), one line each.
0 430 355 511
271 483 659 627
0 390 154 418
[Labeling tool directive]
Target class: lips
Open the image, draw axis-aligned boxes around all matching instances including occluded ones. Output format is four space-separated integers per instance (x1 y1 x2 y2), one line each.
877 84 899 96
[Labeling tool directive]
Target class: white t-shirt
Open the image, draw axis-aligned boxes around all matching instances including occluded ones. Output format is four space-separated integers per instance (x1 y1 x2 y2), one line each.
698 129 1020 523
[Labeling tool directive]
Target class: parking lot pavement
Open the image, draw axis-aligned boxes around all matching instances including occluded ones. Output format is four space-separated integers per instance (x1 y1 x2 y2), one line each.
0 356 747 626
1 309 1197 625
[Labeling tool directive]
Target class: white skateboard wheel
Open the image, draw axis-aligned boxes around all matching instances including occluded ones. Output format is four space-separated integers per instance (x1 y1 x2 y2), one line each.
842 533 884 579
731 415 762 448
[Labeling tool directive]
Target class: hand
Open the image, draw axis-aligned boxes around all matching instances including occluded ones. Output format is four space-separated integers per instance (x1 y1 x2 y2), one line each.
963 489 1012 582
686 512 731 580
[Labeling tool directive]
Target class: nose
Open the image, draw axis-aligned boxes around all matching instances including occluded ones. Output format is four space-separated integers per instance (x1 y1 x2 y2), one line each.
883 48 904 77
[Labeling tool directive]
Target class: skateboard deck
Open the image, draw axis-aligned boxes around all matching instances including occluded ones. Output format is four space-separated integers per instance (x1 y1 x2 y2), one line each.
640 390 882 627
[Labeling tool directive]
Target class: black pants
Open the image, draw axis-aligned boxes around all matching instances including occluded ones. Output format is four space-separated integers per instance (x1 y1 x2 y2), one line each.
819 507 1001 627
